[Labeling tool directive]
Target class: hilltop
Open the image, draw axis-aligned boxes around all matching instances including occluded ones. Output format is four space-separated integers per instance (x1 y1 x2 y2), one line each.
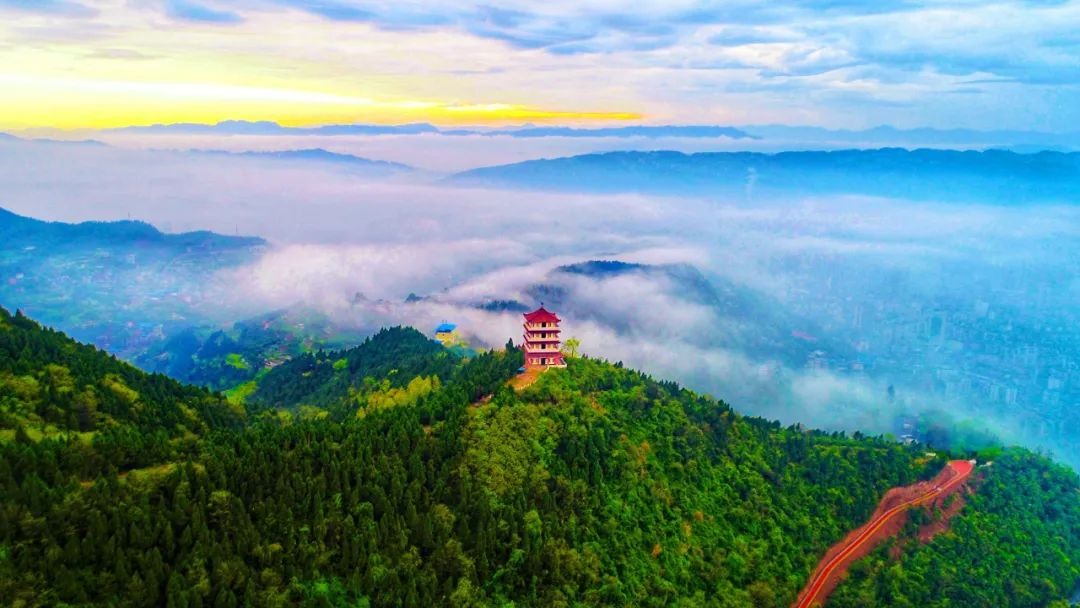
241 325 462 414
1 310 1078 606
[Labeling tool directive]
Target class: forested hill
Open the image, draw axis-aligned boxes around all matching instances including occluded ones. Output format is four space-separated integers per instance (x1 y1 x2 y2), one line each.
0 305 243 440
1 311 1078 606
133 307 368 393
0 207 264 251
242 326 462 413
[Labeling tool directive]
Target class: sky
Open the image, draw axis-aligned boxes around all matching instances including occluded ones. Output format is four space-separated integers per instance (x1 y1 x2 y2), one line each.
1 0 1078 131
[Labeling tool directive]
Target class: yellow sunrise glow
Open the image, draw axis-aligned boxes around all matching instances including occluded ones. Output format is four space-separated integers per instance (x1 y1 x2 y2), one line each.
0 3 643 130
0 73 641 129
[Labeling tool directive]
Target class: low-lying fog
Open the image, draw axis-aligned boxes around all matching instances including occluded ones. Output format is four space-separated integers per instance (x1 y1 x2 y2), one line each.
2 135 1078 468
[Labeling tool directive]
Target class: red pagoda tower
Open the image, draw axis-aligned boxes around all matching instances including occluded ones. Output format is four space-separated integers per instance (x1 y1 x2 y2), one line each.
522 305 565 368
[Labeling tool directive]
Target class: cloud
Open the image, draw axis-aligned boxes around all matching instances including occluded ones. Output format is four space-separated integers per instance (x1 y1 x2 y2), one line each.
825 2 1080 85
1 0 1077 131
86 47 158 60
707 26 799 46
3 135 1080 467
166 0 243 23
275 0 372 21
0 0 97 17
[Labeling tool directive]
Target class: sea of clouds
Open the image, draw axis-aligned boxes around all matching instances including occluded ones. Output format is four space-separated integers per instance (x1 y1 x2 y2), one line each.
2 133 1078 466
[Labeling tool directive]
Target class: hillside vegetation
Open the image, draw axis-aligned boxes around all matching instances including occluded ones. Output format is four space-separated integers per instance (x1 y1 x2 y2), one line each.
135 308 367 392
244 326 463 414
1 310 1078 607
0 306 242 437
830 450 1080 607
0 306 244 475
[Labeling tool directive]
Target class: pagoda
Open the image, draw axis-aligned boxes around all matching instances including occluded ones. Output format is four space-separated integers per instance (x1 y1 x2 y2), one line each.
522 305 566 368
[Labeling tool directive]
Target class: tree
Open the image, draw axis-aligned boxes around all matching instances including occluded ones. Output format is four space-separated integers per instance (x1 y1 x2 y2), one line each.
562 337 581 358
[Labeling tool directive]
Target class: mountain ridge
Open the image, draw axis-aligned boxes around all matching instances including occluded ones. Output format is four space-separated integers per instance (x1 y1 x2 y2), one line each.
0 206 266 249
106 120 754 139
184 148 415 173
449 148 1080 203
81 121 1080 148
0 207 266 358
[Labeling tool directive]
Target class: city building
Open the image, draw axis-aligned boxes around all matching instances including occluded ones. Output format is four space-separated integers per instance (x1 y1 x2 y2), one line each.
522 305 565 368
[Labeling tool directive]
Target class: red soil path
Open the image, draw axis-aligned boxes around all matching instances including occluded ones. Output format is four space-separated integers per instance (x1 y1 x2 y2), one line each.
793 459 975 608
918 490 969 544
507 366 546 391
464 367 546 416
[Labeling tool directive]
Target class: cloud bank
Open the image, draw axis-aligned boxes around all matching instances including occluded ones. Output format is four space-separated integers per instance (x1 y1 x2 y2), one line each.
1 136 1076 468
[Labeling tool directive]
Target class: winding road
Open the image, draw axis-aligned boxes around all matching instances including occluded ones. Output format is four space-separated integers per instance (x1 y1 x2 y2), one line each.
794 459 975 608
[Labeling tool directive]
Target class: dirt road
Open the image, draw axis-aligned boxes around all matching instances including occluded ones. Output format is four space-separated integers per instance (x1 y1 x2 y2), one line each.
793 459 975 608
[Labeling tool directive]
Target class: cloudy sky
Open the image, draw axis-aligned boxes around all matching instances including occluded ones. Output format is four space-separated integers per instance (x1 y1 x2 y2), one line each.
1 0 1077 131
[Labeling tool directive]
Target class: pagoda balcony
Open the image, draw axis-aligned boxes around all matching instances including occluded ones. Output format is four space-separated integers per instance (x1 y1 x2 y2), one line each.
524 334 560 343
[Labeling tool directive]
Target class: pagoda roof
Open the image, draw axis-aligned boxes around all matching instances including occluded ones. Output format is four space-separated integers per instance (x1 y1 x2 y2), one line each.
524 306 560 323
434 323 456 333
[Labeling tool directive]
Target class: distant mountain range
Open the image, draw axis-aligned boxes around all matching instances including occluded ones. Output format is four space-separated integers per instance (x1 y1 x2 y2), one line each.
187 148 414 174
0 132 107 147
446 125 755 139
110 120 440 136
108 120 754 139
0 132 414 174
89 120 1078 149
742 124 1079 150
0 207 264 250
450 148 1080 203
